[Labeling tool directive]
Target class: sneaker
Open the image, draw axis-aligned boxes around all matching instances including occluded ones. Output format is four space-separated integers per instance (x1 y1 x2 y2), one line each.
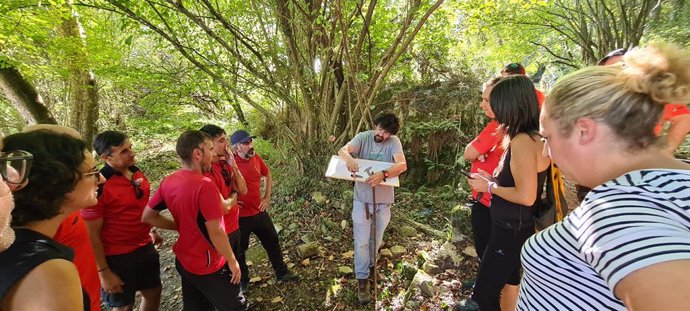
357 279 370 304
276 271 300 282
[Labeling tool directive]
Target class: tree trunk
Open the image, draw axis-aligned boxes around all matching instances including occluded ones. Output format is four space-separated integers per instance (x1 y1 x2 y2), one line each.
59 0 99 145
0 63 57 125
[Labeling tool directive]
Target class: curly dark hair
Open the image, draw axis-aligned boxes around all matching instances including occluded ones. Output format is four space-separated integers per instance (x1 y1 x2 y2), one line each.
2 130 87 226
373 112 400 135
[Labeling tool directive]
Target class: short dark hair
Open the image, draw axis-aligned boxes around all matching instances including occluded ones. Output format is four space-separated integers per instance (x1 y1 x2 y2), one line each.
373 112 400 135
93 130 128 156
597 48 628 66
2 130 87 226
199 124 226 139
490 75 540 139
176 130 210 163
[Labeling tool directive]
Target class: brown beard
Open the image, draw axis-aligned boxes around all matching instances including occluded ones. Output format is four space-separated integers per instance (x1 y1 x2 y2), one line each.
374 135 384 143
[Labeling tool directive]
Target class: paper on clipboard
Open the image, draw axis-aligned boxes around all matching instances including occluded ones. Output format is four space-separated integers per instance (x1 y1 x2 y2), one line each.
324 155 400 187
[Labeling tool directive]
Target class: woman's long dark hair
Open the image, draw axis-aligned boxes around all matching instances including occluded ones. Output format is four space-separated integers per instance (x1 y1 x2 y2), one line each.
490 75 541 139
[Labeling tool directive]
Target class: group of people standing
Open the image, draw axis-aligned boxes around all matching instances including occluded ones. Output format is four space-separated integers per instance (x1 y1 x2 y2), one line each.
0 125 298 311
462 42 690 311
0 41 689 311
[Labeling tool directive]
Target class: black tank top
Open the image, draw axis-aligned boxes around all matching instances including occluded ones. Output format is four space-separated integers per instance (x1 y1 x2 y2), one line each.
0 228 91 310
490 146 548 230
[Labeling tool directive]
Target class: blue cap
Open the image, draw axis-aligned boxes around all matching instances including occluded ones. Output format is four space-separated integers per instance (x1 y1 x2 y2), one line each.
230 130 255 145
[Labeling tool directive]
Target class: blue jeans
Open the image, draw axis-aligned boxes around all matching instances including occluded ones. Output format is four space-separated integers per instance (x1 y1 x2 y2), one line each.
352 200 391 280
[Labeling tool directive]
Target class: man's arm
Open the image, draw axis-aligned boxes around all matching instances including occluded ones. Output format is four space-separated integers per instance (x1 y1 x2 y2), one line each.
141 207 177 230
231 166 247 195
366 152 407 187
83 219 124 293
615 260 690 311
338 144 360 172
259 169 272 212
205 218 241 284
463 145 482 162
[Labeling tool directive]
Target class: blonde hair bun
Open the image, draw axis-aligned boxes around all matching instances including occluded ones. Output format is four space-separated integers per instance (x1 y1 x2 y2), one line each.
621 42 690 105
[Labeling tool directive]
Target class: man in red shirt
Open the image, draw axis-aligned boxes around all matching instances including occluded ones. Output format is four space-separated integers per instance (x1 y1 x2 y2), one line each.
142 130 247 311
199 125 247 258
230 130 299 293
81 131 162 311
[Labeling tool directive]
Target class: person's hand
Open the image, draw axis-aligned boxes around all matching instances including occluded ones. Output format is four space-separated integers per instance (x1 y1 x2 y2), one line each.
225 145 237 167
100 269 125 294
346 159 359 173
366 171 385 187
150 230 163 248
259 197 271 212
466 169 496 193
477 154 486 163
228 259 241 284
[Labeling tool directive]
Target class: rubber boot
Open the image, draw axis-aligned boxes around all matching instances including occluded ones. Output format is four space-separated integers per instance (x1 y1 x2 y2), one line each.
357 278 370 304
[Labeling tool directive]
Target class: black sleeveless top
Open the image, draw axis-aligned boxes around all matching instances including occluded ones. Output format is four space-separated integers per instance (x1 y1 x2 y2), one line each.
0 228 90 310
490 146 548 230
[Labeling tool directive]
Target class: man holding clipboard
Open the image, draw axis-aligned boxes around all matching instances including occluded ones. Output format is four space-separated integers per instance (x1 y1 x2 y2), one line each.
338 112 407 304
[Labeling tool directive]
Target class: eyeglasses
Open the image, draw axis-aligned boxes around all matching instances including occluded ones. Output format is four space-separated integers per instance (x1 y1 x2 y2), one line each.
82 167 101 179
220 166 232 186
0 150 33 184
131 179 144 199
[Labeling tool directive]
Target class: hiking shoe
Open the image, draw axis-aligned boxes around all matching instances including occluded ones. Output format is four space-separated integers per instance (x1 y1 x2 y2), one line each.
276 271 300 282
455 299 480 311
357 279 370 304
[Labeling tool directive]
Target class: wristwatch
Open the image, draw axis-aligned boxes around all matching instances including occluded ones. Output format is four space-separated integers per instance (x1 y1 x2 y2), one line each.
381 170 389 182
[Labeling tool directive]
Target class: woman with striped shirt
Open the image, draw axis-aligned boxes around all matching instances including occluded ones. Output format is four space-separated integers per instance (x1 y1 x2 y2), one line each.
518 42 690 310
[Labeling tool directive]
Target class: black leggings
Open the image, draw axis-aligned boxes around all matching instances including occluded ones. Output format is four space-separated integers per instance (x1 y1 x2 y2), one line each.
472 223 534 311
470 201 492 261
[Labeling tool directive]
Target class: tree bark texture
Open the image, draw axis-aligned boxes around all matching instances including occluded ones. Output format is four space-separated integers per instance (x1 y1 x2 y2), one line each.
0 64 57 125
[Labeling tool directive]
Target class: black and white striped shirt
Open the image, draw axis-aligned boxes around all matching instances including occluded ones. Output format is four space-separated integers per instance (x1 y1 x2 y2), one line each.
517 169 690 310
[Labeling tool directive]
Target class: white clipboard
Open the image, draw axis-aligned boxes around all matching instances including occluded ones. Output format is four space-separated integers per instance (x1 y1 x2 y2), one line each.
324 155 400 187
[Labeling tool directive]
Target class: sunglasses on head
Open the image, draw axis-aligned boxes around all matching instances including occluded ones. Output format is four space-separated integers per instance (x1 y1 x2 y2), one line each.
0 150 33 185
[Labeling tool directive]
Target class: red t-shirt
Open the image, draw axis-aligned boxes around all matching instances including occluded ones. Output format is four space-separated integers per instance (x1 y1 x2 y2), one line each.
654 103 689 136
234 154 269 218
203 161 240 234
469 120 505 207
81 165 152 256
54 212 102 311
148 169 226 275
535 88 545 107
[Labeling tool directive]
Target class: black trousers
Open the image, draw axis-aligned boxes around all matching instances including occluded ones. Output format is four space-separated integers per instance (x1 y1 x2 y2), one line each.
237 211 288 284
471 223 534 311
175 259 247 311
470 201 492 261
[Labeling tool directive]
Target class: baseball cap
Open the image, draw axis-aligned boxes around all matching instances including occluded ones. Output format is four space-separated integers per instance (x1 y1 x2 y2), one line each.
502 63 526 75
230 130 255 145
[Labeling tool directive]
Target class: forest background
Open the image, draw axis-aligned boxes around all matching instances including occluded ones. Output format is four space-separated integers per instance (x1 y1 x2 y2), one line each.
1 0 689 310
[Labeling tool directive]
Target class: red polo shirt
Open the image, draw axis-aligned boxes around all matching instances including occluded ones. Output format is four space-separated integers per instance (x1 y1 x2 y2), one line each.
469 120 505 207
81 165 152 256
234 154 269 218
55 212 102 311
148 169 226 275
203 161 240 234
655 103 689 135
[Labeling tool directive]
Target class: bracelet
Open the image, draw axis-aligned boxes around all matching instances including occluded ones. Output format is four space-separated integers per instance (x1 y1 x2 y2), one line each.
98 266 109 273
487 181 497 196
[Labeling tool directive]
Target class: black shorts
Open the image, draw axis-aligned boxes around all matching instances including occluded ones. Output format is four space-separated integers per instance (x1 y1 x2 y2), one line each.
102 243 161 307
